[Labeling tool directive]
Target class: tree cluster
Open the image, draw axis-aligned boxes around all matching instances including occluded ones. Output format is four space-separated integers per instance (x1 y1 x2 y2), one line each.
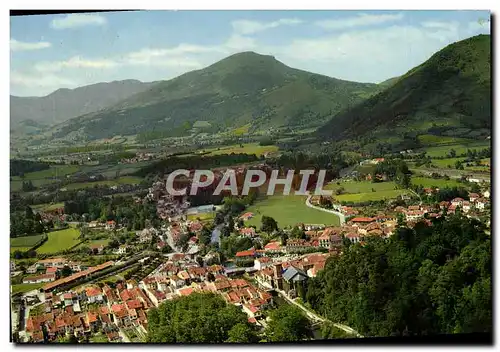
306 214 491 336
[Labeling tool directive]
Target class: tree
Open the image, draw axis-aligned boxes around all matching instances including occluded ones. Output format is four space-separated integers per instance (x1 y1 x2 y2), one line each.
305 214 491 337
261 216 278 233
147 293 249 343
265 305 311 342
449 149 457 158
226 323 259 343
61 265 72 278
290 226 306 240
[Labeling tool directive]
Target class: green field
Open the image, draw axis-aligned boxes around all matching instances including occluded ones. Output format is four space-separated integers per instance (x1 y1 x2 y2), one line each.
187 212 215 222
11 234 46 248
204 143 278 157
12 165 80 180
417 134 473 146
420 141 490 158
325 180 398 193
36 228 81 254
64 176 143 190
76 238 111 250
11 283 45 295
244 195 340 228
11 165 81 191
231 124 251 136
324 180 408 202
430 157 467 168
32 202 65 211
411 177 462 188
89 333 109 343
334 189 409 202
10 247 32 254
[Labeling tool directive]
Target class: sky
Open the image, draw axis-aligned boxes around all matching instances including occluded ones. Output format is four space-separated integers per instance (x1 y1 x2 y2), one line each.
10 10 491 97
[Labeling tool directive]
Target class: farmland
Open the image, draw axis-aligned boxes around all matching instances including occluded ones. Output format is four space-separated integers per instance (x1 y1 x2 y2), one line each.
64 176 143 190
417 134 473 146
411 177 462 188
244 195 340 228
11 234 46 248
36 228 81 254
32 202 65 211
203 143 278 157
334 189 408 203
11 283 46 295
325 180 398 193
10 165 80 191
324 180 409 203
419 141 490 158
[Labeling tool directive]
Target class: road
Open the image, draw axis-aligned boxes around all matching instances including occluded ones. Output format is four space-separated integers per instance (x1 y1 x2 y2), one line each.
275 288 362 337
118 328 131 342
253 277 362 337
305 196 346 225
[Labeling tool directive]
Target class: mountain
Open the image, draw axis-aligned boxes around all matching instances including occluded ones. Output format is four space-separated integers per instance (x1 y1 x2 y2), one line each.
48 52 382 141
318 35 491 142
10 79 156 127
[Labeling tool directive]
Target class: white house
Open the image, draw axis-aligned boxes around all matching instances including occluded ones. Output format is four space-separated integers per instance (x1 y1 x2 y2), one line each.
254 257 273 271
114 245 129 255
22 273 56 284
85 287 104 304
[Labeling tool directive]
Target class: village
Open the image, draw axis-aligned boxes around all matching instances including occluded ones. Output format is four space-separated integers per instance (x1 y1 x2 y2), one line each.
11 171 490 343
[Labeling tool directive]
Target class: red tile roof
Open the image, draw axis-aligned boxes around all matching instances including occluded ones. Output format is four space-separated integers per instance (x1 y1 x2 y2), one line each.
350 217 375 223
235 248 256 257
178 287 194 296
126 299 143 310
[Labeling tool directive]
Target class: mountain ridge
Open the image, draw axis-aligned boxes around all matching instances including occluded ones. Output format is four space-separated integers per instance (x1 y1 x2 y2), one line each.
318 34 491 142
47 51 382 141
10 79 157 127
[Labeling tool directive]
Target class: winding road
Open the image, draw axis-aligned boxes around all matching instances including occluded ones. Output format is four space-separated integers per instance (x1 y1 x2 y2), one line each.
305 196 346 225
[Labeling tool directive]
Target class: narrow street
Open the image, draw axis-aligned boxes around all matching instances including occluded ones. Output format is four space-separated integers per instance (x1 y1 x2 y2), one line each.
118 328 131 342
253 276 362 338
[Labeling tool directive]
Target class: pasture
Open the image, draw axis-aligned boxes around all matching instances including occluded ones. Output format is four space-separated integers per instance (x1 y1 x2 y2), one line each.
36 228 81 254
325 180 408 203
11 234 46 248
244 195 340 228
334 189 408 203
64 176 143 190
419 141 490 158
11 283 46 295
204 143 278 157
411 177 462 188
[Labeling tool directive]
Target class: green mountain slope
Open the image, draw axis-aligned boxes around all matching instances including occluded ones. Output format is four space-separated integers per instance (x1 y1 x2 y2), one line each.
49 52 380 141
318 34 491 142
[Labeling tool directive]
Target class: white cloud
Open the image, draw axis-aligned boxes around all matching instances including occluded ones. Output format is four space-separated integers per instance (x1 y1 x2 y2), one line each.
10 39 51 51
315 12 404 30
11 16 491 96
467 19 491 33
50 13 107 29
276 23 464 83
11 70 76 91
223 34 257 51
231 18 303 35
34 56 118 73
